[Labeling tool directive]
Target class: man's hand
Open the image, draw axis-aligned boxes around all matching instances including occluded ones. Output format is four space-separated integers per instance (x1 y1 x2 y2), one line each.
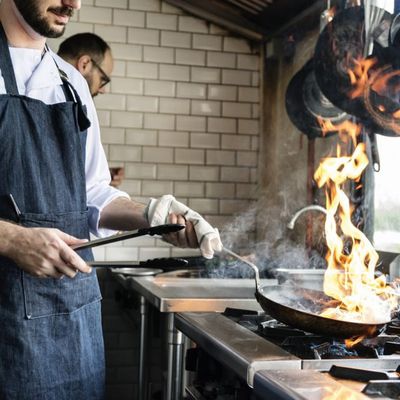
162 213 199 248
109 167 124 188
6 226 92 279
147 195 223 258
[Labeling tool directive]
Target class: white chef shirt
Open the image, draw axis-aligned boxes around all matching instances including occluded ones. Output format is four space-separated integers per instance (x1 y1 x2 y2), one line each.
0 46 129 237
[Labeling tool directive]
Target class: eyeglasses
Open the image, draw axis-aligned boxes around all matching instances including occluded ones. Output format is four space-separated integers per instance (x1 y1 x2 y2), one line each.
90 58 111 88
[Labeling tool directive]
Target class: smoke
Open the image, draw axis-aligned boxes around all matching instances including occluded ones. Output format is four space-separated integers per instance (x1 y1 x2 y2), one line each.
215 192 327 278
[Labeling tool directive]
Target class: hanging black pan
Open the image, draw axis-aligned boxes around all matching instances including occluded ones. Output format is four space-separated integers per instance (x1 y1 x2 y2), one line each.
223 248 389 338
285 58 351 140
361 42 400 137
314 6 367 119
314 6 400 137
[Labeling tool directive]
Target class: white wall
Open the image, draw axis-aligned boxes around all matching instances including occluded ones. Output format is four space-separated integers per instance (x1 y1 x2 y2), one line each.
49 0 262 262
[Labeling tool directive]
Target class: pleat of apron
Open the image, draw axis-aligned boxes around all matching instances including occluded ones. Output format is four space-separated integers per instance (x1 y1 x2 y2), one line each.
0 25 104 400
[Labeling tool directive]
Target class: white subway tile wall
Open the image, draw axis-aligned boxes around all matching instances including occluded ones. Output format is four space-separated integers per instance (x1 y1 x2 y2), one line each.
48 0 261 263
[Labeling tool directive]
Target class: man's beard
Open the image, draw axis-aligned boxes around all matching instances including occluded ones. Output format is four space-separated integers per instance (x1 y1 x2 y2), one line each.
84 72 97 97
13 0 73 38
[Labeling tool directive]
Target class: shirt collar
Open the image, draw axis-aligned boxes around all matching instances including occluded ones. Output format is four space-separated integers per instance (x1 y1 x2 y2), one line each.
25 51 63 93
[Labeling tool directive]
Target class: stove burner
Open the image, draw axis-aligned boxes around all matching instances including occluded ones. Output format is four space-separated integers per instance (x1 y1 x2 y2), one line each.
222 308 271 332
313 342 341 359
260 319 308 337
279 335 359 359
223 307 400 361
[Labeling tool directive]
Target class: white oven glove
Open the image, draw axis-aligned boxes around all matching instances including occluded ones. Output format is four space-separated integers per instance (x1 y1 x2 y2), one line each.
145 194 222 259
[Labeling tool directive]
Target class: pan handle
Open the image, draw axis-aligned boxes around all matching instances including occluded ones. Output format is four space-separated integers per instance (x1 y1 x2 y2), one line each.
368 131 380 172
222 247 261 290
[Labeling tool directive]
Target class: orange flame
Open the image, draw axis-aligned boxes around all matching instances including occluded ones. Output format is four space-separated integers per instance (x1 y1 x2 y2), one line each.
312 54 400 329
348 57 400 134
344 336 364 348
314 120 397 326
321 386 366 400
317 118 361 145
347 57 377 99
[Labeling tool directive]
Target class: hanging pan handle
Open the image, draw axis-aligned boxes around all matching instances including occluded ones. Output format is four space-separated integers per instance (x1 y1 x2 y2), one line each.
369 131 380 172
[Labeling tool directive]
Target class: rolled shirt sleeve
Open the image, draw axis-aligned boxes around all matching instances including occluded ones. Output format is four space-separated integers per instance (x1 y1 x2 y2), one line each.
52 52 131 237
82 78 130 237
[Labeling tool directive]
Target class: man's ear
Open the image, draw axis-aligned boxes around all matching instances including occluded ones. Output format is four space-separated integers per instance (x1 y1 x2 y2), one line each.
76 55 92 76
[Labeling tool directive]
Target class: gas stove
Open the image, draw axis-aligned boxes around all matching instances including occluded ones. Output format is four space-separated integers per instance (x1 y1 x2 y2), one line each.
228 308 400 362
176 309 400 400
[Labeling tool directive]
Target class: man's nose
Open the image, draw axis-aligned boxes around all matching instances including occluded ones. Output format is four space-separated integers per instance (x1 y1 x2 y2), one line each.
98 86 107 95
62 0 81 10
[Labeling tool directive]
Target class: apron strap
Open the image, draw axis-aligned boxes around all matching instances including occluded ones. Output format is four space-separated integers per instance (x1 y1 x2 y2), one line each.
59 73 75 102
51 57 91 132
45 44 75 102
0 24 19 95
62 77 91 131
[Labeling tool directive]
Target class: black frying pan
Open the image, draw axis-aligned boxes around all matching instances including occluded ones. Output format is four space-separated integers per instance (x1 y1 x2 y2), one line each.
223 248 389 339
256 285 388 338
314 6 400 137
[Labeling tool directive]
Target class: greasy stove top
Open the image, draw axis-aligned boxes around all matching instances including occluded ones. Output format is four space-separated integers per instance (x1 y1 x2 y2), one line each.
224 308 400 361
177 310 400 399
176 311 400 384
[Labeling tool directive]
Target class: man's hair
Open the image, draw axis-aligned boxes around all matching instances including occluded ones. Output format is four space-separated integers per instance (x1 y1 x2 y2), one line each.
58 33 110 64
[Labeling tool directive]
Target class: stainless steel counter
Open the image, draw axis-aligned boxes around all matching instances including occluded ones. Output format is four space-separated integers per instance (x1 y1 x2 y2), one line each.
175 312 301 387
125 275 277 312
175 312 400 398
112 272 277 400
253 369 371 400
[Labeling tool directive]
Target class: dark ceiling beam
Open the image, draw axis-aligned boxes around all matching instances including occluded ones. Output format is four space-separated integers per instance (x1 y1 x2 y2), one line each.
265 0 340 38
227 0 265 14
164 0 267 41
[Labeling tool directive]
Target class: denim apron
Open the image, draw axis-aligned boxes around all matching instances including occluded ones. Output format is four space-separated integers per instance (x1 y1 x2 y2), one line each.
0 26 104 400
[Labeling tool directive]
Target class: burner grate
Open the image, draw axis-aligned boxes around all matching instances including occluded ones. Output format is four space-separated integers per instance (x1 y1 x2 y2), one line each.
259 319 308 337
222 307 400 361
384 341 400 355
363 380 400 398
329 365 393 382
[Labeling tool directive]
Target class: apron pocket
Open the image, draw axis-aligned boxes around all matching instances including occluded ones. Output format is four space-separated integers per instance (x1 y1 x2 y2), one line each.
19 211 102 319
22 271 101 319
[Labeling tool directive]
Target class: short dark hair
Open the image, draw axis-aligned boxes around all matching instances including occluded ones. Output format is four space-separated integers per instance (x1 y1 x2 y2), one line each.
58 33 111 64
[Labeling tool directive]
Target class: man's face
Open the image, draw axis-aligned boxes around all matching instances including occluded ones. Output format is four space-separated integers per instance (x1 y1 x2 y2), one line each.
84 49 113 97
13 0 81 38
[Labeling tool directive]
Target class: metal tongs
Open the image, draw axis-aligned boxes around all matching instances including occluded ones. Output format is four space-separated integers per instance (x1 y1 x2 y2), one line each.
88 258 189 269
72 223 185 250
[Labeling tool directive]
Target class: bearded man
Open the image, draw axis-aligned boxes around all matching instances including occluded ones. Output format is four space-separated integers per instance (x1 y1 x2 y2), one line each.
0 1 221 399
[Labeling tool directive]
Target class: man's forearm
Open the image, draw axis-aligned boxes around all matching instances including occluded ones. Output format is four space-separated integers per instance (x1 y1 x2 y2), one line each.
0 220 23 258
98 197 150 231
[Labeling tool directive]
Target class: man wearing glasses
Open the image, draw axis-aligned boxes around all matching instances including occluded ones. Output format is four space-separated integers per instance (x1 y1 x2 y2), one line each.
58 33 123 186
58 32 112 97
